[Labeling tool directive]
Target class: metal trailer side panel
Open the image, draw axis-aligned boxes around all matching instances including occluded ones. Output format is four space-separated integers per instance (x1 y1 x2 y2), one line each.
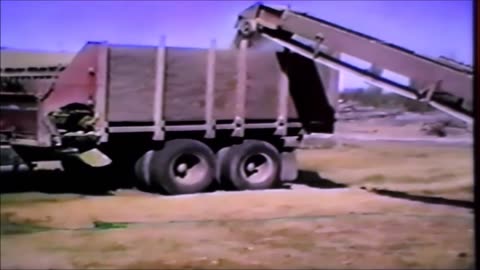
213 49 237 120
164 48 208 122
244 35 339 117
106 46 304 123
107 45 157 122
42 43 101 114
245 50 281 120
107 46 210 123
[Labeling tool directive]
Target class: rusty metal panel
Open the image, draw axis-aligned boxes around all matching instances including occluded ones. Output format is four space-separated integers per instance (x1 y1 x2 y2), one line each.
42 43 100 114
106 45 302 124
163 47 207 122
107 45 156 122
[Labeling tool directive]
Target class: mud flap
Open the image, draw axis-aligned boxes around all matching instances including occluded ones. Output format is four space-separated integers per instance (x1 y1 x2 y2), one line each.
281 151 298 182
75 148 112 167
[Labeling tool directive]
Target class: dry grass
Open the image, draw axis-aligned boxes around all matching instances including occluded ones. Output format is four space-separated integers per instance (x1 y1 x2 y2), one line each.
334 120 472 140
297 141 473 201
0 187 470 231
1 188 474 269
0 141 474 269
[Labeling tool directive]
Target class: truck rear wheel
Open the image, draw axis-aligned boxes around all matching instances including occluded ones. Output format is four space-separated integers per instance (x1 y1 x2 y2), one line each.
149 139 215 195
219 140 281 190
134 150 153 190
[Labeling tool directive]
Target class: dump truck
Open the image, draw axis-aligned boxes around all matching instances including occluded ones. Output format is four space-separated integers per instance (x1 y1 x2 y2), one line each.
0 3 473 195
0 32 337 195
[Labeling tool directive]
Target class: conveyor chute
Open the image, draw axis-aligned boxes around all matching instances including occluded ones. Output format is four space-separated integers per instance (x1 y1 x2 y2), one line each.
234 3 473 126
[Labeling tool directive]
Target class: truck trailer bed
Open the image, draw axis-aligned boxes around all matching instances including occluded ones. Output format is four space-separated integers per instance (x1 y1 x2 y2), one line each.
39 40 336 143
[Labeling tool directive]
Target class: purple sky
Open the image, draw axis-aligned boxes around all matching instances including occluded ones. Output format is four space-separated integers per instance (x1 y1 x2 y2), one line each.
0 0 473 88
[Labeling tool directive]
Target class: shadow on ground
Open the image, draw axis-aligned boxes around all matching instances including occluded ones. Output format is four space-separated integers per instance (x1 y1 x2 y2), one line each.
289 170 348 189
0 169 473 209
0 168 343 196
0 166 133 196
288 171 473 209
366 188 474 209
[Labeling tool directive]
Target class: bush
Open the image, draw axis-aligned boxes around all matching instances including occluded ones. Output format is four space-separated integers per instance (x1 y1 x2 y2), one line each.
340 87 433 112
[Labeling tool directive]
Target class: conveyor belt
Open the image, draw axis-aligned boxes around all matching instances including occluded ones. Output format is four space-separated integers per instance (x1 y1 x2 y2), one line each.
235 4 473 125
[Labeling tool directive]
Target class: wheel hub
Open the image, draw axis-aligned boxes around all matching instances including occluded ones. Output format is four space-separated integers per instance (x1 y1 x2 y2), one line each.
240 153 274 184
171 153 208 185
246 162 256 172
176 163 188 174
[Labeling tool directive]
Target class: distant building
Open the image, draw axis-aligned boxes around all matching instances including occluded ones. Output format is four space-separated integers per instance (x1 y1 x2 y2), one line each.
0 48 75 79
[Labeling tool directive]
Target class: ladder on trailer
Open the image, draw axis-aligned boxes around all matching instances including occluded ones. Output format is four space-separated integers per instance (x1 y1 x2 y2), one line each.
234 4 474 126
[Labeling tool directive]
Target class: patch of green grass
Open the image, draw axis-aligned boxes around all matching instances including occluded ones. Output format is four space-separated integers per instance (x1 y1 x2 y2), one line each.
1 197 60 206
92 221 129 230
0 193 82 206
0 213 52 235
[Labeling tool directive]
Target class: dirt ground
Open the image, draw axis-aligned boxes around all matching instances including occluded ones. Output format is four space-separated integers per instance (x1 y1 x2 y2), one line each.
0 139 474 270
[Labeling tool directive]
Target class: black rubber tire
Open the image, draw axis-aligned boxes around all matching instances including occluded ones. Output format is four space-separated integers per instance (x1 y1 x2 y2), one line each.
134 150 153 190
215 146 231 183
149 139 215 195
219 140 281 190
